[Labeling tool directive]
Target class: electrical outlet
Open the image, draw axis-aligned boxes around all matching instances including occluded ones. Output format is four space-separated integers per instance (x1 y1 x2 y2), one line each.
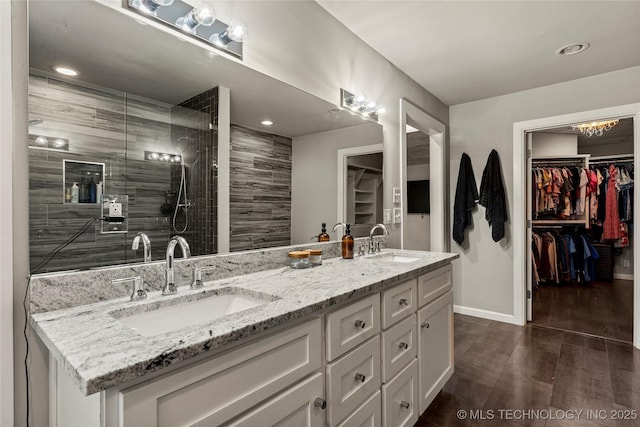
109 202 122 217
624 259 630 268
393 208 402 224
383 209 391 224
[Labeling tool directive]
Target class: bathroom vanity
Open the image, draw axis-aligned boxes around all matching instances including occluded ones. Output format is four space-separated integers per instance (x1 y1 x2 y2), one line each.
31 245 457 427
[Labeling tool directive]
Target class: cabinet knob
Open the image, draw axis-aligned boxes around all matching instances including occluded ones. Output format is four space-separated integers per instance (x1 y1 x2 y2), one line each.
354 373 366 383
400 400 410 409
354 320 366 329
398 342 409 350
314 398 326 410
399 298 409 306
421 322 430 329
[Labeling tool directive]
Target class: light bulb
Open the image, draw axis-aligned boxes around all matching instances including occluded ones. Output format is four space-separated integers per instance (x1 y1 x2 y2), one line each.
209 21 247 47
133 0 174 15
160 153 171 161
35 136 48 146
149 152 160 160
53 138 66 148
176 1 215 33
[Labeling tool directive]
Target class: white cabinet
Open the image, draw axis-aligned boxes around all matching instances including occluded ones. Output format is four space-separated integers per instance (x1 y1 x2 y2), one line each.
382 359 419 427
417 291 454 413
225 373 325 427
117 319 322 427
417 264 452 308
381 279 417 329
327 336 381 426
381 314 417 382
337 391 381 427
326 293 380 361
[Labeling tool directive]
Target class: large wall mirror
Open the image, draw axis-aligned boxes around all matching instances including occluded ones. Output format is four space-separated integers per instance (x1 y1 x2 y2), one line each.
28 0 383 273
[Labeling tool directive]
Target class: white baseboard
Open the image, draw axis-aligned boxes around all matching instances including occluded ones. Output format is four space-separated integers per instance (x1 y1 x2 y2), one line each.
614 273 634 281
453 305 522 325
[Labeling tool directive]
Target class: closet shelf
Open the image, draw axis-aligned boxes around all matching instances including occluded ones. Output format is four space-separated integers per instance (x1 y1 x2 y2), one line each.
532 220 588 226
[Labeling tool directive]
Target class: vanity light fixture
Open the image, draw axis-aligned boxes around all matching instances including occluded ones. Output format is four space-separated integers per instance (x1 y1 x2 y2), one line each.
29 135 69 151
53 66 79 77
175 0 215 34
145 151 182 162
127 0 246 59
340 89 384 122
261 119 274 126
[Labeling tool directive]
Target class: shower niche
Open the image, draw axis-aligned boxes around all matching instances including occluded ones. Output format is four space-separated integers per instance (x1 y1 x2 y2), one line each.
62 160 105 204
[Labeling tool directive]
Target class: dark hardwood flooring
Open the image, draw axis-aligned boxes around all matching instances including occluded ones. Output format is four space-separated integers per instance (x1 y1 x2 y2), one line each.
532 279 633 343
417 314 640 426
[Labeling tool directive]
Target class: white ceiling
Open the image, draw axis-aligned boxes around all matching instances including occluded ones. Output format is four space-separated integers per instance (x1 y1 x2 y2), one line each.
317 1 640 106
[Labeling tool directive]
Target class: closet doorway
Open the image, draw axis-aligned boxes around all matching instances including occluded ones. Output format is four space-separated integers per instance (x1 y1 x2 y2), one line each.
528 117 634 343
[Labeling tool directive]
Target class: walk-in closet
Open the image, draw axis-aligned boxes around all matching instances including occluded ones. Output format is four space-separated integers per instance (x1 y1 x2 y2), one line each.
528 117 634 343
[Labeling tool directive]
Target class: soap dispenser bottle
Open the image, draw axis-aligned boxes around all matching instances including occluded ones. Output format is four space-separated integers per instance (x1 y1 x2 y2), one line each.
70 182 79 204
318 223 330 242
341 223 354 259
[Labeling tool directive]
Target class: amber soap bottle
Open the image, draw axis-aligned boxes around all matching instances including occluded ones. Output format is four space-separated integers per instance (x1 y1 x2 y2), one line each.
341 223 354 259
318 222 330 242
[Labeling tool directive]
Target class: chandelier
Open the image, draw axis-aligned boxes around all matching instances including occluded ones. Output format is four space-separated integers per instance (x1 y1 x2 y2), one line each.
572 119 619 137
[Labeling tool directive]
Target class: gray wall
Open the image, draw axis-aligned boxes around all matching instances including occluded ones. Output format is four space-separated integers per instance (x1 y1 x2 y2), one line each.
229 124 292 251
449 66 640 317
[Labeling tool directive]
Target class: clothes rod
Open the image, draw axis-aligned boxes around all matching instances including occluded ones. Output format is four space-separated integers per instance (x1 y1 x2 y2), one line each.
589 154 633 161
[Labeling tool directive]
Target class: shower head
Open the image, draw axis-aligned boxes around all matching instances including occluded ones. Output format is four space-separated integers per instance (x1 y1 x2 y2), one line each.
29 119 43 126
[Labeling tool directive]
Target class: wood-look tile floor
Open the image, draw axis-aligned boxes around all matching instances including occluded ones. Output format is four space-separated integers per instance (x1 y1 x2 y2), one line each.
416 314 640 426
532 279 633 343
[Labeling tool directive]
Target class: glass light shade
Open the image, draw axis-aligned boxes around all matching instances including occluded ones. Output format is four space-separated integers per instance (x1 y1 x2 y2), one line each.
35 136 48 146
134 0 174 15
53 139 66 148
210 21 247 46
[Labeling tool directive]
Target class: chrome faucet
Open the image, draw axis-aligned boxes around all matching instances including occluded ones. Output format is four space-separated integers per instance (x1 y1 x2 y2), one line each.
332 222 347 238
163 236 191 296
368 224 389 254
131 232 151 263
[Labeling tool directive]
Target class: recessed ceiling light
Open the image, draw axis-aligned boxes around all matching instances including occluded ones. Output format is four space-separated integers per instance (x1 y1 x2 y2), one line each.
556 42 590 56
53 66 79 76
261 120 274 126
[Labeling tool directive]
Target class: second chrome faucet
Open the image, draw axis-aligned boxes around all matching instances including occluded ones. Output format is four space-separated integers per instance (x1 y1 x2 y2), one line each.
163 236 191 295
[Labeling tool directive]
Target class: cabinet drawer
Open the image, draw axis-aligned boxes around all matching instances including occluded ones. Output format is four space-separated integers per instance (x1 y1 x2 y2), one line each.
337 390 381 427
381 279 417 329
381 315 417 383
418 291 454 413
225 373 325 427
417 264 452 308
327 336 381 426
120 319 322 427
326 293 380 361
382 359 418 427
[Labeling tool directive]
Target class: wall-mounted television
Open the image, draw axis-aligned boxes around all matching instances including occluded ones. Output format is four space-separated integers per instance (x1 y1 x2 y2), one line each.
407 179 430 214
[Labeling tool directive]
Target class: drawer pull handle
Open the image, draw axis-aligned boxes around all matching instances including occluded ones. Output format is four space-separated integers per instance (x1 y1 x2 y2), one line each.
354 373 366 383
398 342 409 350
400 401 410 409
399 298 409 306
421 322 430 329
354 320 366 329
314 398 327 410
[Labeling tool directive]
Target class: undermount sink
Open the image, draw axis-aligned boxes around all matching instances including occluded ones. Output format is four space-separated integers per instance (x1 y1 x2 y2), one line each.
368 253 421 263
111 287 278 337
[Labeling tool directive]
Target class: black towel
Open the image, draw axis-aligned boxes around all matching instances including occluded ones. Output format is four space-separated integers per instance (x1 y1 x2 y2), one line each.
479 149 507 242
453 153 478 245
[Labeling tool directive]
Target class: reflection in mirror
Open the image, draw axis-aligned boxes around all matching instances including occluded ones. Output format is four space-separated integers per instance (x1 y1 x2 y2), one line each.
404 126 430 250
27 0 381 273
346 153 383 237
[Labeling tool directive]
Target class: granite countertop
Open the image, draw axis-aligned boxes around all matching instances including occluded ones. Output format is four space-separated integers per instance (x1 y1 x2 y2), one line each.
30 249 458 395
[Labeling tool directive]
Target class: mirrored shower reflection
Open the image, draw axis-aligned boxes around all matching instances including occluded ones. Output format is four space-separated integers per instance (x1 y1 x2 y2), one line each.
28 74 218 273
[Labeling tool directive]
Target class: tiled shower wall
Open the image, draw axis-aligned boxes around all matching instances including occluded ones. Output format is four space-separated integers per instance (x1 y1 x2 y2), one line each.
171 88 218 256
29 75 177 272
229 125 292 251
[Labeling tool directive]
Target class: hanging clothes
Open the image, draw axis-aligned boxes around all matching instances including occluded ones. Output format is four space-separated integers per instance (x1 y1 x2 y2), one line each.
603 164 621 240
453 153 478 245
479 149 507 242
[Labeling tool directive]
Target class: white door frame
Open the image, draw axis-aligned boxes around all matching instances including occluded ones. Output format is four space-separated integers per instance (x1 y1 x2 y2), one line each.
513 103 640 348
337 144 385 224
400 98 447 252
